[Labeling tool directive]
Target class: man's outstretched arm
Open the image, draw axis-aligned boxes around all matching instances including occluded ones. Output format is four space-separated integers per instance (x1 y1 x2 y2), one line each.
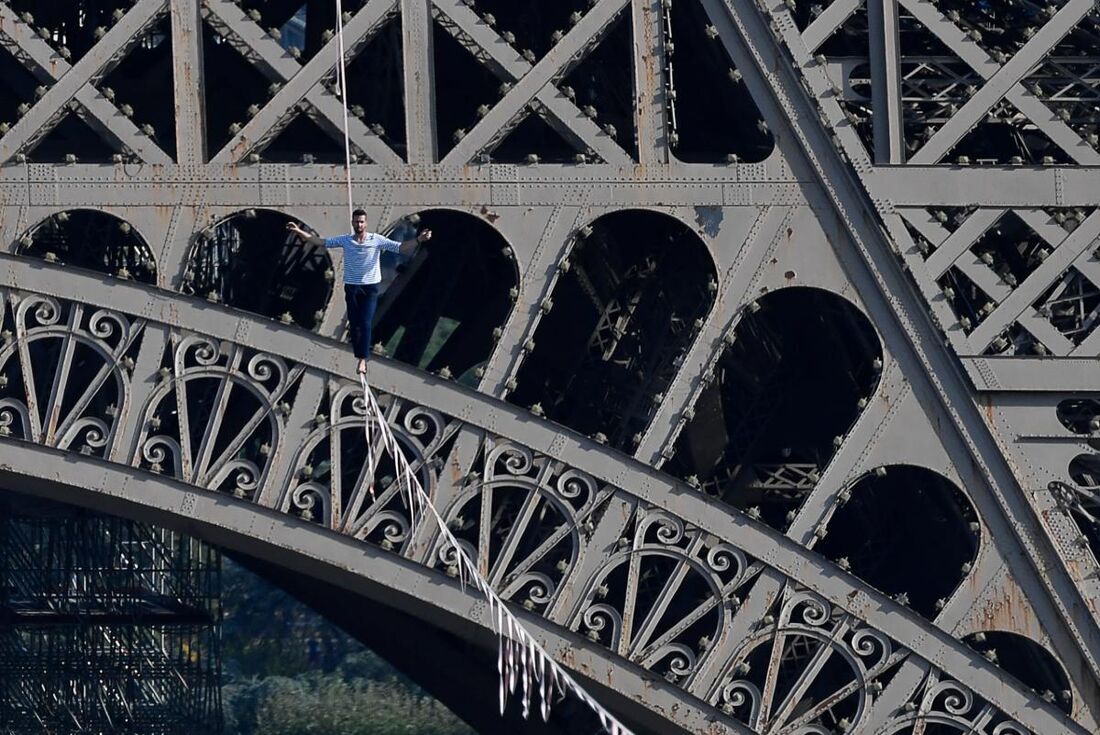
398 228 433 256
287 221 325 246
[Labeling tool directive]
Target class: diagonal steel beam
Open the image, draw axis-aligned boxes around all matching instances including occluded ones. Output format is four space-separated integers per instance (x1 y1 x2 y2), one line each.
432 0 632 165
925 207 1005 278
1017 306 1077 356
801 0 862 55
901 0 1100 165
632 0 668 166
1013 208 1075 250
440 0 631 166
0 1 173 164
209 0 398 164
1069 259 1100 356
897 208 950 249
403 0 437 164
171 0 207 165
203 0 402 165
954 254 1012 303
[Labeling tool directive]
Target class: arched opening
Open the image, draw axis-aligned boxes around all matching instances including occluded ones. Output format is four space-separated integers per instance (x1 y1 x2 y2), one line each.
16 210 157 284
1070 454 1100 488
1057 398 1100 435
507 210 716 452
666 287 881 530
961 631 1072 713
1066 454 1100 564
182 209 333 331
372 210 518 385
815 466 980 619
665 0 774 163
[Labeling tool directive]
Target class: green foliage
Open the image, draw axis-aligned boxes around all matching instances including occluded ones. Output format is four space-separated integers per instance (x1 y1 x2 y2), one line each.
249 678 472 735
219 559 474 735
220 558 367 678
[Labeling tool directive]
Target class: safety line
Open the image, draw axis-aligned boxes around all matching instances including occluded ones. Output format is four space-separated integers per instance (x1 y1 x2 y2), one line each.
334 4 355 222
330 2 632 730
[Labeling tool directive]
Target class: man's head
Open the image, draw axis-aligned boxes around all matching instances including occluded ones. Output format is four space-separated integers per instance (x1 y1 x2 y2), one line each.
352 208 368 234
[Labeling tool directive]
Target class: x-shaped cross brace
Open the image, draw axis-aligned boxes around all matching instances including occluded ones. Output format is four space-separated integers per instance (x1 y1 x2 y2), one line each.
799 0 1100 165
433 0 633 166
800 0 862 54
899 0 1100 165
902 206 1100 355
0 0 173 165
203 0 403 165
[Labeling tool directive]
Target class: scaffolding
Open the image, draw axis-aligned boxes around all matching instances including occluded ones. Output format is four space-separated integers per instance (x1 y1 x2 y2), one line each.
0 493 223 734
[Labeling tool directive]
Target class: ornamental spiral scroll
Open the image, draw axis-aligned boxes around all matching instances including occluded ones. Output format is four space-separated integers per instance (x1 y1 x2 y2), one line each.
280 381 459 551
132 334 301 499
708 586 902 734
432 438 614 616
567 506 762 687
880 670 1033 735
0 291 143 458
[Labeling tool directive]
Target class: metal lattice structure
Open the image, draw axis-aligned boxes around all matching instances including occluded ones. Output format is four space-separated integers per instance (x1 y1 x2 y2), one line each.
0 0 1097 733
0 494 222 734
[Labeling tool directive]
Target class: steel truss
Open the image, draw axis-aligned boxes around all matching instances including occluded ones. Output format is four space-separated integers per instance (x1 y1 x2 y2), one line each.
0 0 1096 734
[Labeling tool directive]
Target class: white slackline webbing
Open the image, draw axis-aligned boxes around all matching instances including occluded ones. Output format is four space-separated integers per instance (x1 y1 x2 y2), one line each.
358 376 631 733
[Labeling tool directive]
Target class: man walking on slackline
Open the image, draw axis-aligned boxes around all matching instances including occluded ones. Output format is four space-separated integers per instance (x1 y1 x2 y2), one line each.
288 210 432 375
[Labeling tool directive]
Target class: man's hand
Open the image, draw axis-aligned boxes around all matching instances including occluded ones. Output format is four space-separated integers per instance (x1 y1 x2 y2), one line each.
400 228 432 256
286 221 323 247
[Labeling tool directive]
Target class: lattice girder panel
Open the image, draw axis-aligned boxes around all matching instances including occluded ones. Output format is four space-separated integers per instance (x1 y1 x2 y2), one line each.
791 0 1100 165
0 262 1088 733
895 205 1100 358
430 0 637 165
0 0 175 165
200 0 404 165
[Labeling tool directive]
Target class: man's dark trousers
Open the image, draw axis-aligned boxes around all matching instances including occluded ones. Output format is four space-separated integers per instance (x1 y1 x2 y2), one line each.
345 283 379 359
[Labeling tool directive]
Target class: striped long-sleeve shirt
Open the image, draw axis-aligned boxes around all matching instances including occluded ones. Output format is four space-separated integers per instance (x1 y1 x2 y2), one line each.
324 233 402 285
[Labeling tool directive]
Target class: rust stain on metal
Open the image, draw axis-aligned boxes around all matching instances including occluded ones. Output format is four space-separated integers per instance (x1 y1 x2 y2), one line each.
229 138 251 162
976 578 1039 638
977 394 995 423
